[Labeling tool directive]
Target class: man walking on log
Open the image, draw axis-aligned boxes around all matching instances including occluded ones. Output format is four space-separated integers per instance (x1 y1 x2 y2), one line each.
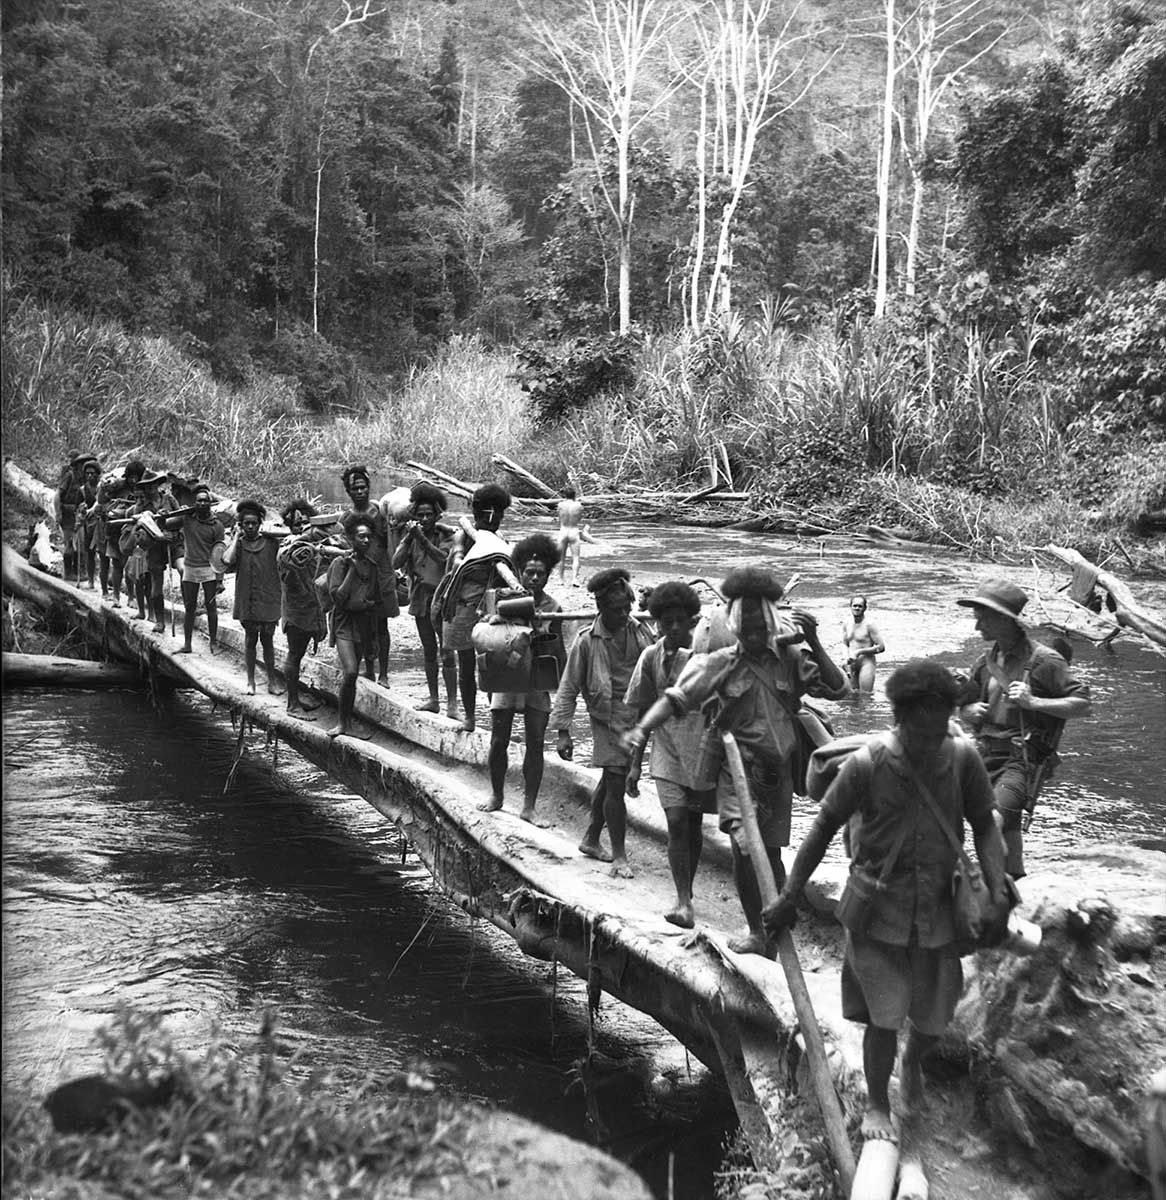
224 499 284 696
339 465 396 687
551 567 655 877
325 512 383 739
166 482 225 654
622 580 715 928
954 579 1091 879
99 460 145 608
623 566 848 952
277 500 334 720
763 660 1009 1145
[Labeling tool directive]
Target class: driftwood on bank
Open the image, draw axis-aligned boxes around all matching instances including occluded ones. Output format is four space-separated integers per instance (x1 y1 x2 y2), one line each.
2 651 144 688
1042 543 1166 652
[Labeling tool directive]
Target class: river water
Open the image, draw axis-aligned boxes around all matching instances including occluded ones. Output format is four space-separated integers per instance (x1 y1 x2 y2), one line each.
4 518 1164 1199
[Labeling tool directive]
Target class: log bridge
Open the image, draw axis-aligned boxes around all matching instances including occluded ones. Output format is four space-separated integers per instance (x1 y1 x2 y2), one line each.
6 457 1162 1200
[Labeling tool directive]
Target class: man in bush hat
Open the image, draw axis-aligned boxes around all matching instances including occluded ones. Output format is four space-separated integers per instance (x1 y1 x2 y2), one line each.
763 659 1008 1144
955 578 1091 878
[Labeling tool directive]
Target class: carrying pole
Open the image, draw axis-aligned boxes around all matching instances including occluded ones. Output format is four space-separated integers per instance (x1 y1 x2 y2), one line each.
721 731 857 1195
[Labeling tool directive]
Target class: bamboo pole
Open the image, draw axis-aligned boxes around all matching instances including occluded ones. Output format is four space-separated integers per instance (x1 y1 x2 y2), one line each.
722 731 857 1195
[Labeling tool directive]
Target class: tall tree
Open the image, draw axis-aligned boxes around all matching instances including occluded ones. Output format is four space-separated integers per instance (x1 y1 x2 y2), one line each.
685 0 829 328
523 0 684 334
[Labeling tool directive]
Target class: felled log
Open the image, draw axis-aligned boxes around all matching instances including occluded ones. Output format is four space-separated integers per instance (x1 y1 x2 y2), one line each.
3 459 60 523
1043 543 1166 652
2 651 143 688
490 454 561 500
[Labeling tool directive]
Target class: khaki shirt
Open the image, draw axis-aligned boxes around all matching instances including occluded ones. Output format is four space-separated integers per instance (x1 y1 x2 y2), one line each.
822 733 998 949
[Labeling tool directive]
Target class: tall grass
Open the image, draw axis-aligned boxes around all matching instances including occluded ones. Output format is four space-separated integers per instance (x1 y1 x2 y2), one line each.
311 335 532 482
2 302 531 496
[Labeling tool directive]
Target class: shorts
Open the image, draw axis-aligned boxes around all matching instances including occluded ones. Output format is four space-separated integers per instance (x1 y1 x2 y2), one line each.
409 581 437 620
841 932 962 1037
718 751 793 848
442 601 480 652
655 778 717 814
490 690 551 713
590 714 634 769
241 619 277 635
183 562 218 584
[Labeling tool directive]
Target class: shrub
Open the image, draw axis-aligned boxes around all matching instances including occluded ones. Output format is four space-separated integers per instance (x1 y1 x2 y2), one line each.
513 333 637 428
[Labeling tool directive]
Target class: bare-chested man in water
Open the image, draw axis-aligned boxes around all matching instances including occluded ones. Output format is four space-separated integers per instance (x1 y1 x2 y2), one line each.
842 594 885 696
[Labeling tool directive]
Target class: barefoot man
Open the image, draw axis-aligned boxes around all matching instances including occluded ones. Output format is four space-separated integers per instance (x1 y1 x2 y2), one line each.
555 486 585 588
764 660 1008 1149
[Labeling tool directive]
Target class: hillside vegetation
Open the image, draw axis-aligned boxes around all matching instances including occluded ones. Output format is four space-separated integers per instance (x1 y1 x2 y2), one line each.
2 0 1163 557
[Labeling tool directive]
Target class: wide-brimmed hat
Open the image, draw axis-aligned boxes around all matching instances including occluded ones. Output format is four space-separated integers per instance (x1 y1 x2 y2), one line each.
138 469 167 486
956 578 1028 621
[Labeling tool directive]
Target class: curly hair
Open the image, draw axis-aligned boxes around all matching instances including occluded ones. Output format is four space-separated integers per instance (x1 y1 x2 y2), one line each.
342 510 376 539
281 498 318 525
471 482 511 512
587 566 632 599
721 566 784 603
885 659 958 709
513 532 561 573
236 498 265 521
646 580 701 619
409 480 447 512
341 464 371 489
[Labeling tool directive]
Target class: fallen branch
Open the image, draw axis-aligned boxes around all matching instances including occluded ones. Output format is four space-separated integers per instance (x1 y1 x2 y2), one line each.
1041 544 1166 653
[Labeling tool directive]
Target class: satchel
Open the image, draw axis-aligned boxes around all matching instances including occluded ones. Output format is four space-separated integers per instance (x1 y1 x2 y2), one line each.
909 751 1016 955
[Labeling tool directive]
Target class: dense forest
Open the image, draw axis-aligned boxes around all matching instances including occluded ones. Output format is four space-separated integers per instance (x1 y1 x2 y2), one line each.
2 0 1164 548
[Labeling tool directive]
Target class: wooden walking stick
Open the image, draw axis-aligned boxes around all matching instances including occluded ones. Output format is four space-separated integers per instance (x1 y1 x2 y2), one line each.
722 731 857 1196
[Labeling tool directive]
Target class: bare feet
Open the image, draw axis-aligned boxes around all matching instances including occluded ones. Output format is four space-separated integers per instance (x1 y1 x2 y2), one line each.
208 640 218 655
175 646 192 654
267 680 286 696
325 723 348 738
665 902 695 929
727 931 770 956
415 698 440 713
609 858 635 879
860 1107 898 1143
460 716 475 732
520 806 550 829
578 841 613 863
300 697 320 712
445 703 459 721
287 705 317 722
478 796 504 813
246 682 256 695
152 621 165 633
376 674 390 688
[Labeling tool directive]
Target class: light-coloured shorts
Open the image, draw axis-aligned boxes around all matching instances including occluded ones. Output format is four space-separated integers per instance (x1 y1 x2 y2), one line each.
183 562 218 584
442 602 479 652
841 932 963 1037
655 778 717 814
490 690 551 713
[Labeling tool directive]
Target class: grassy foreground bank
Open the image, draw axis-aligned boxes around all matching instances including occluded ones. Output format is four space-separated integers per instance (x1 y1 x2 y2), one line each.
3 297 1163 566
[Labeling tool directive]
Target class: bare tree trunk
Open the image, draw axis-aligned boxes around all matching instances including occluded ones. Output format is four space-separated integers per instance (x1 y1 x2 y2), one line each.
874 0 895 319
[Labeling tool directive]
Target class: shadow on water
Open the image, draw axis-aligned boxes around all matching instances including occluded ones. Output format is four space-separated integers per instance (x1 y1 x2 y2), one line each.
2 688 734 1200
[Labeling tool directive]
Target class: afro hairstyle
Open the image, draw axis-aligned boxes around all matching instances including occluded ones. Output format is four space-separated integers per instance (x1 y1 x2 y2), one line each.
123 460 147 484
587 566 632 599
236 498 266 521
471 482 511 512
721 566 784 603
513 532 561 573
409 480 447 512
885 659 959 709
342 510 376 539
646 579 701 619
281 498 318 524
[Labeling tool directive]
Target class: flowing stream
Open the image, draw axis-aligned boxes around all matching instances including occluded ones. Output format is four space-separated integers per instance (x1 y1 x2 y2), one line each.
4 518 1164 1199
